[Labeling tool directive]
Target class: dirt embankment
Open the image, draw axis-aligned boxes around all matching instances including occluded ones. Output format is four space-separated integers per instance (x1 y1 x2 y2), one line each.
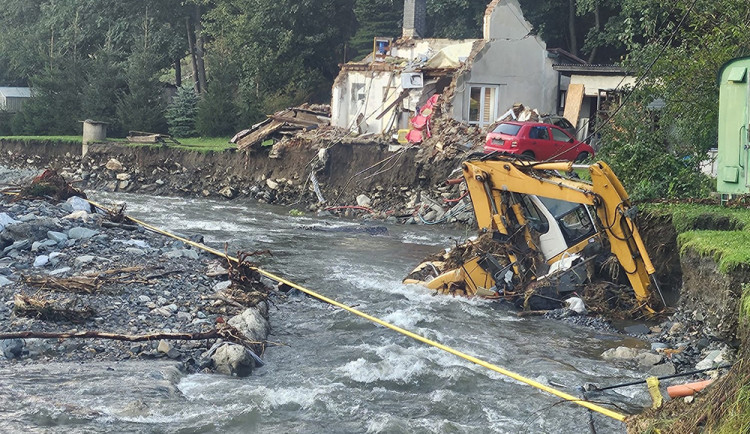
0 137 476 224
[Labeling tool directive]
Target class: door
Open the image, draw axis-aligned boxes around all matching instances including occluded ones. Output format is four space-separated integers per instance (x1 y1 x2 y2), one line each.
527 125 551 159
550 126 578 160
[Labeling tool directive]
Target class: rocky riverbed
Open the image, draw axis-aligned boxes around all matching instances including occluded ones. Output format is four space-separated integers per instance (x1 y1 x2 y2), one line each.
0 184 272 377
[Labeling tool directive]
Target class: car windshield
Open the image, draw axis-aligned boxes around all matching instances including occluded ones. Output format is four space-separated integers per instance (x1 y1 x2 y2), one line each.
492 123 522 136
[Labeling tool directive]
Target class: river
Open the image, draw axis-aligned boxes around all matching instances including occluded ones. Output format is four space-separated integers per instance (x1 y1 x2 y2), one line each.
0 192 651 433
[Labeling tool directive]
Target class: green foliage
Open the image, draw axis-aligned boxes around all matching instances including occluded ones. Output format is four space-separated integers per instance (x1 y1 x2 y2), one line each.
82 49 127 136
597 95 713 200
195 46 242 136
166 85 199 137
204 0 357 108
0 113 13 135
426 0 485 39
598 0 750 199
0 0 186 136
713 383 750 434
518 0 626 62
349 0 404 61
116 47 168 134
742 284 750 324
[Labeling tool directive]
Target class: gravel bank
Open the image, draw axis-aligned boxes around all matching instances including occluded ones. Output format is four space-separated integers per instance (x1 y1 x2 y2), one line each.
0 182 271 376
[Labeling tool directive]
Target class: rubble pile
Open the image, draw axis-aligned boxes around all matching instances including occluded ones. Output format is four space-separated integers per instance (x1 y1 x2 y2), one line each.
233 103 332 151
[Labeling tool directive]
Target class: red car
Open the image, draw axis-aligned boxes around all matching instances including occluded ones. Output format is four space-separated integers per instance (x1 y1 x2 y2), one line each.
484 121 594 162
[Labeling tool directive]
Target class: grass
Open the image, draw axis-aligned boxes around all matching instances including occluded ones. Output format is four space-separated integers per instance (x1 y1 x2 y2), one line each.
0 135 82 144
678 231 750 273
713 384 750 434
170 136 234 152
641 202 750 233
640 202 750 274
0 135 235 153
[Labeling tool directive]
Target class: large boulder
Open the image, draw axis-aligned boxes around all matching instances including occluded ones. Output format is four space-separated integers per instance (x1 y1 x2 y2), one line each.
228 303 270 349
68 227 99 240
65 196 91 213
105 158 124 171
211 343 255 377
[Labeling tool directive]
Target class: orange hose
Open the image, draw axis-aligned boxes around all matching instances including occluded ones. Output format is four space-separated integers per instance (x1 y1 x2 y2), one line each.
667 379 713 398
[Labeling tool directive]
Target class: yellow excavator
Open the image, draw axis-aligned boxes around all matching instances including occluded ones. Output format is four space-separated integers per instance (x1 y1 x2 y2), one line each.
403 153 664 313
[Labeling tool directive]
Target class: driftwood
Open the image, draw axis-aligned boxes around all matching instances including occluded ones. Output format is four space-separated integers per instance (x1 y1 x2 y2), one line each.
19 169 86 201
23 267 146 293
101 221 139 231
13 294 95 322
144 269 182 280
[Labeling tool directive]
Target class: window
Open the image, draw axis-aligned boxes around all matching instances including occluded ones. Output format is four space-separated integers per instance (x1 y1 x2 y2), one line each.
551 127 572 142
537 197 595 245
529 126 549 140
351 83 365 104
468 85 499 127
520 195 549 234
492 123 521 135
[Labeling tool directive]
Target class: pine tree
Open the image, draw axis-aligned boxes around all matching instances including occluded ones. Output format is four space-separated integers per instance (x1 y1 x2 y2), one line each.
166 84 199 137
116 48 168 134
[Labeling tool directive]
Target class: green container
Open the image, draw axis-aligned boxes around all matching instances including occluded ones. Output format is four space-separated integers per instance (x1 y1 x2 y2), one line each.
717 56 750 194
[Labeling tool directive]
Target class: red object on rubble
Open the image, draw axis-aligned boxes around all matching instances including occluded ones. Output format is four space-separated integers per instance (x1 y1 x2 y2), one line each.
407 94 440 144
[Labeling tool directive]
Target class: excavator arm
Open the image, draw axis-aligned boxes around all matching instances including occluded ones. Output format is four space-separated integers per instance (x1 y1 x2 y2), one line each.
461 156 660 311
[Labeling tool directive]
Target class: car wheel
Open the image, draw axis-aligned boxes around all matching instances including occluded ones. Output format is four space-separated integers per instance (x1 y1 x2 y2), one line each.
520 151 535 160
575 152 589 162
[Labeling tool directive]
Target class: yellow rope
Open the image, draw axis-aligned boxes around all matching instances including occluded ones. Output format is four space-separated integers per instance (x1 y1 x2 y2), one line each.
84 198 626 422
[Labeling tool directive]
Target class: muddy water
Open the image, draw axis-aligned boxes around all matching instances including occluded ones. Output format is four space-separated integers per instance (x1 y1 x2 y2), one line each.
0 193 652 433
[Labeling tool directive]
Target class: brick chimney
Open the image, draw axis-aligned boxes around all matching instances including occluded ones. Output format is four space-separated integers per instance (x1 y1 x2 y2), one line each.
403 0 426 39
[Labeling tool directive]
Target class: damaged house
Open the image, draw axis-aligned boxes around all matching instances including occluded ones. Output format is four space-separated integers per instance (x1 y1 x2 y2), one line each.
330 0 587 137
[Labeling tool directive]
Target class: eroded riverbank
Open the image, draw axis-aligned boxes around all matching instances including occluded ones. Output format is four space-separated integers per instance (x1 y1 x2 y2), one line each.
1 142 749 432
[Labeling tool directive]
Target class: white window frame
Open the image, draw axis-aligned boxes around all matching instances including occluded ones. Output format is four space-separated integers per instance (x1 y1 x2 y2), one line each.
467 84 500 128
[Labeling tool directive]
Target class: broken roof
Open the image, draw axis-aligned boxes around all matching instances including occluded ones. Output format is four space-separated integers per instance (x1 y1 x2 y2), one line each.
341 39 477 75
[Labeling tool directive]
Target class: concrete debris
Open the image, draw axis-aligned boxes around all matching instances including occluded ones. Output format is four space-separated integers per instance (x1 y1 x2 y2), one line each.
356 194 372 208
